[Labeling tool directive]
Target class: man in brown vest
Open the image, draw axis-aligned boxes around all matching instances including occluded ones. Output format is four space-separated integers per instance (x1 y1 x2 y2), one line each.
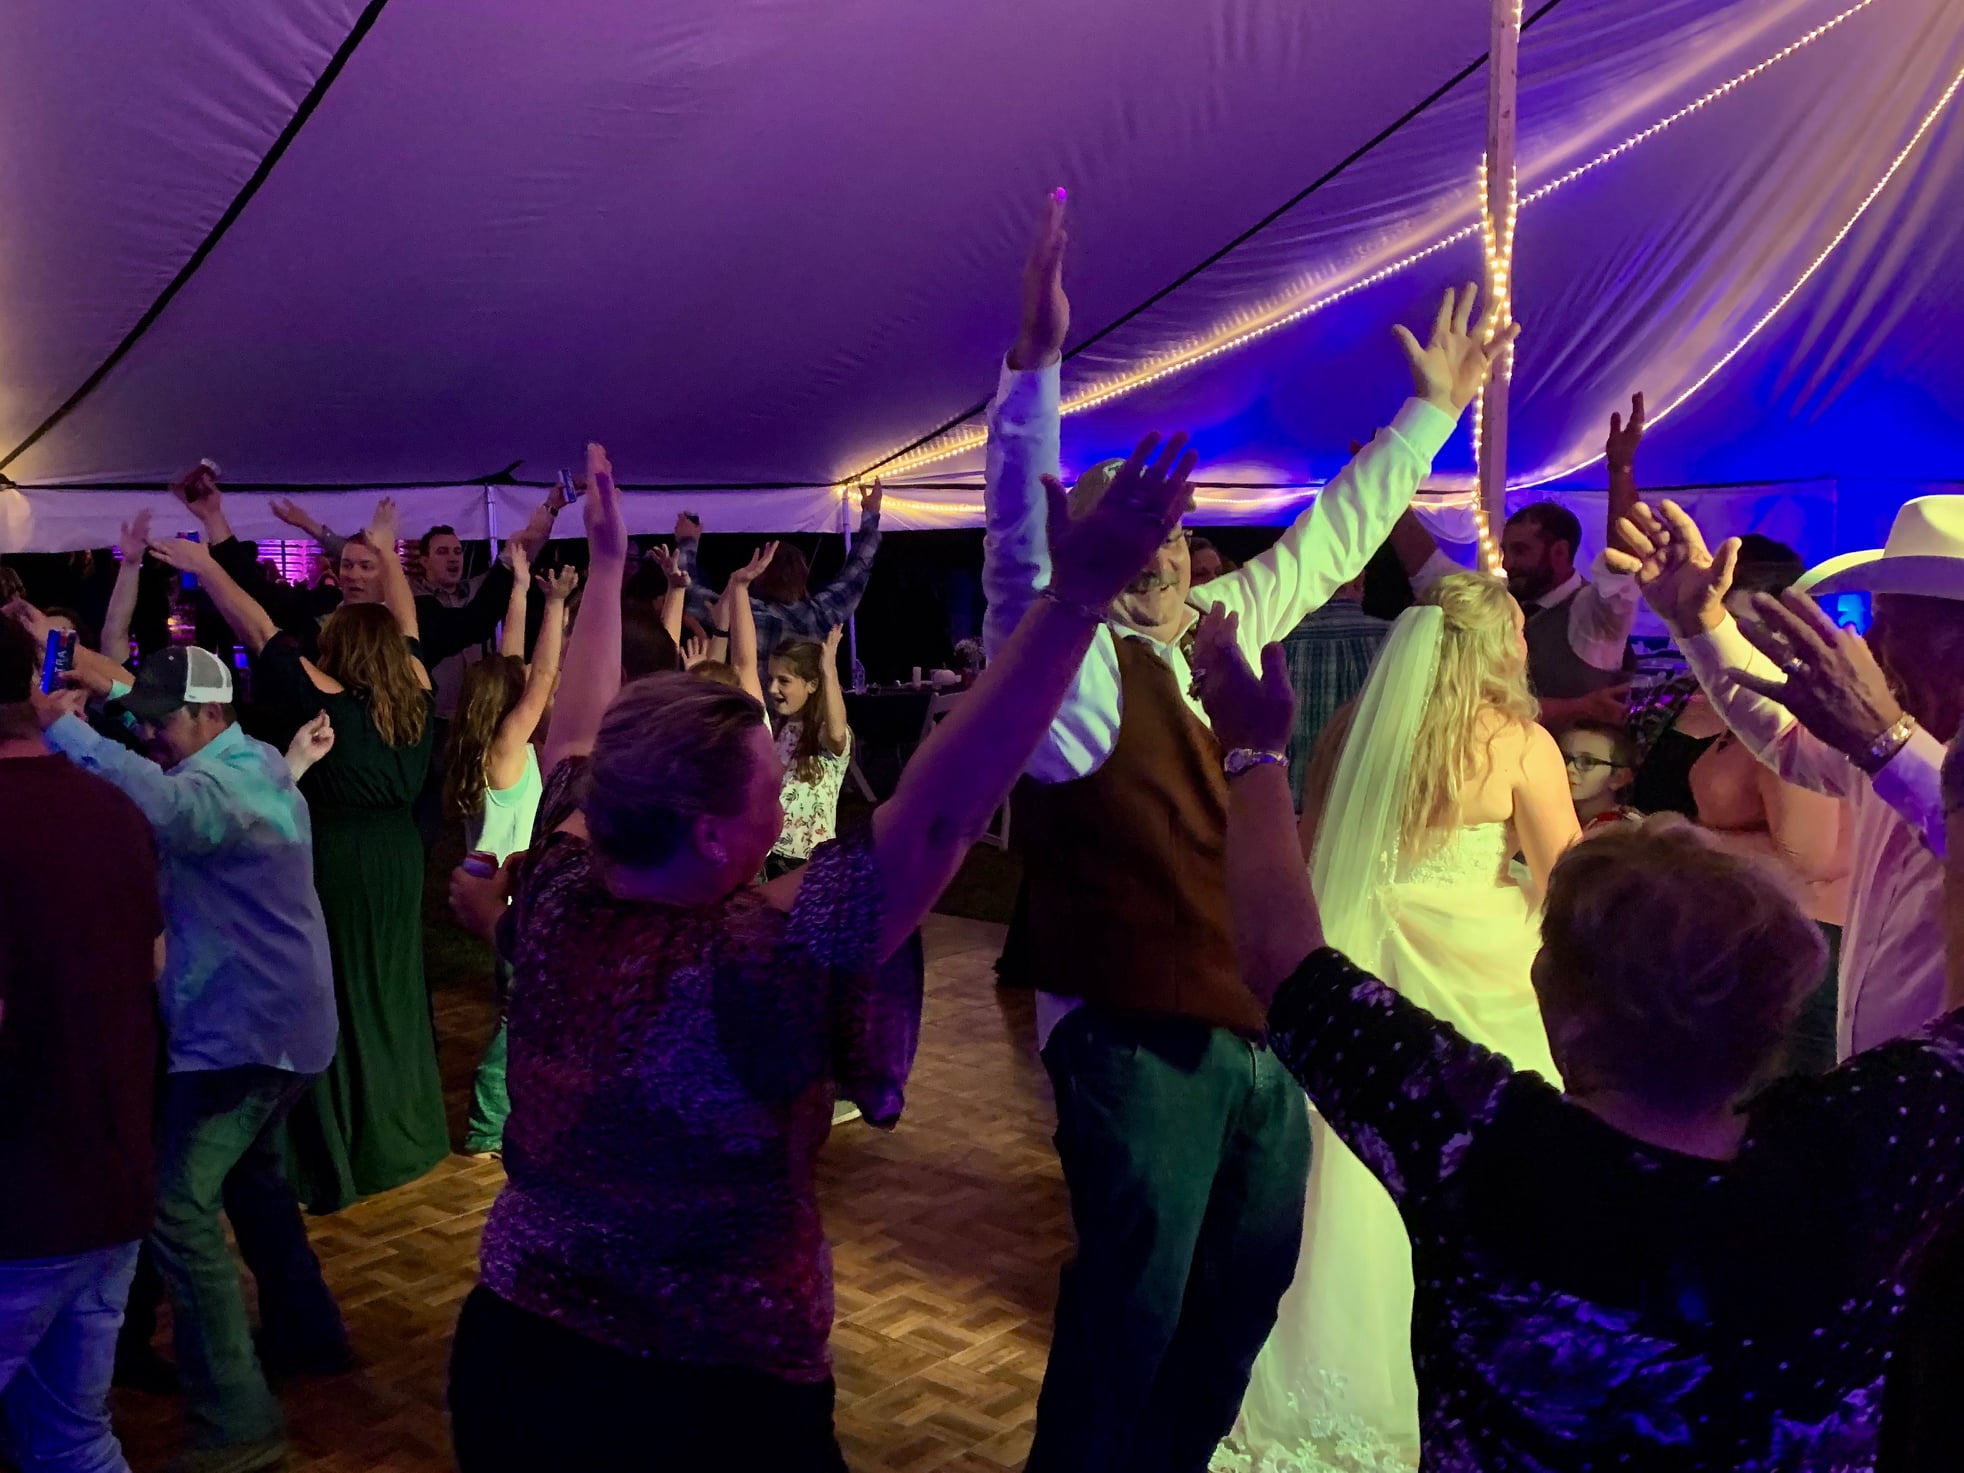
982 192 1514 1473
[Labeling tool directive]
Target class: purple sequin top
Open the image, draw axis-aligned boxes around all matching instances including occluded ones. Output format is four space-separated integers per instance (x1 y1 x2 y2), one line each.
1271 947 1964 1471
477 829 916 1381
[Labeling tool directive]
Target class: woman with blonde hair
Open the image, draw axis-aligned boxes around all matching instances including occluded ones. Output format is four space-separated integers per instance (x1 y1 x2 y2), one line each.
156 499 449 1212
1229 571 1580 1469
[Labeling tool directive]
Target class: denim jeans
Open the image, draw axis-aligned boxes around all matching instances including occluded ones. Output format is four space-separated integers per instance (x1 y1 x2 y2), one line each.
150 1066 346 1448
463 1021 509 1156
1027 1008 1312 1473
0 1242 140 1473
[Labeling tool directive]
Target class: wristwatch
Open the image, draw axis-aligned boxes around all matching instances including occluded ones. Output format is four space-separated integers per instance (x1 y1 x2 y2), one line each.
1223 748 1287 779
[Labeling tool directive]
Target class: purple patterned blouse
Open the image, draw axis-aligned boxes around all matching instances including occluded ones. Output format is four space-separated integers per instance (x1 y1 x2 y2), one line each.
1270 947 1964 1472
477 829 917 1382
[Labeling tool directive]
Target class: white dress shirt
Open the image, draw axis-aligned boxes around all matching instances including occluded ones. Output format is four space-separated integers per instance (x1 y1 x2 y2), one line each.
1415 551 1640 674
1682 616 1947 1057
980 357 1457 1044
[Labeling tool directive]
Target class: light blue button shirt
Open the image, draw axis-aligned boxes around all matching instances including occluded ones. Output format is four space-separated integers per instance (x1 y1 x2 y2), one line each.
46 716 338 1076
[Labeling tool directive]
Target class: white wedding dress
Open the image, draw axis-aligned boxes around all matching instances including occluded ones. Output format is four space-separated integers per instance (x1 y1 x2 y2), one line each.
1214 608 1561 1473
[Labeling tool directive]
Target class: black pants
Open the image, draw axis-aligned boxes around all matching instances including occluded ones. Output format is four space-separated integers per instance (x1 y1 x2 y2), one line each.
449 1286 847 1472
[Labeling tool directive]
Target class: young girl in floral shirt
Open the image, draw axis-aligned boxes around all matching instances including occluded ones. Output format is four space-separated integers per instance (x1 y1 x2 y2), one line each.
764 627 851 879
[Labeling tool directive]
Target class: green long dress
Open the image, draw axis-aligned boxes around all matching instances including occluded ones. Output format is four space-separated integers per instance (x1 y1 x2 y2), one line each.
257 640 447 1213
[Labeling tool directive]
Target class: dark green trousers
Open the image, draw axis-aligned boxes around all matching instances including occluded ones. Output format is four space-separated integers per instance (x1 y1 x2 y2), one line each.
1029 1007 1311 1473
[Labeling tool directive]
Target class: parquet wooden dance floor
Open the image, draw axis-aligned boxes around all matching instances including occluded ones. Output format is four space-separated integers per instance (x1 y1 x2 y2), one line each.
110 916 1068 1473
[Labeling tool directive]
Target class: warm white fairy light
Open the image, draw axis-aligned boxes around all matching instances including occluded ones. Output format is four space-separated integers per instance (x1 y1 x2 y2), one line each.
1469 148 1519 575
851 0 1883 489
1516 59 1964 491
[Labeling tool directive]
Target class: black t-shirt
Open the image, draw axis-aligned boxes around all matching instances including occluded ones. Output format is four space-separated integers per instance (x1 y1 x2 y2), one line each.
0 753 165 1258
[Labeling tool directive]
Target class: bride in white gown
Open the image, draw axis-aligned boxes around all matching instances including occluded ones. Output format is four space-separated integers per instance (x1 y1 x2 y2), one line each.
1218 571 1582 1473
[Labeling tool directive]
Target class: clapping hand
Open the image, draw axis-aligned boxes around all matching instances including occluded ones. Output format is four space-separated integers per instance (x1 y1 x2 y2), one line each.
1043 430 1196 611
1603 500 1738 637
285 713 336 781
1729 590 1905 762
1191 605 1295 755
584 442 628 563
1011 188 1069 371
1606 393 1646 474
1393 284 1520 417
539 565 580 603
118 509 154 564
729 541 779 588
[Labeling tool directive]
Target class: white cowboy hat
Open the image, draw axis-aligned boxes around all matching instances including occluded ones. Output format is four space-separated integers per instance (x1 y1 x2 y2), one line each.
1794 496 1964 600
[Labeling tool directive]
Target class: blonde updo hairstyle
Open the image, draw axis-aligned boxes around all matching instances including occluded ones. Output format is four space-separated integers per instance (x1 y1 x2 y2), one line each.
1399 571 1537 858
582 673 766 870
1534 817 1826 1113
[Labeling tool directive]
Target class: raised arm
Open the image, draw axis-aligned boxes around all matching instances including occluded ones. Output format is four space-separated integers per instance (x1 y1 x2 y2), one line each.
270 497 348 562
512 483 569 564
815 625 849 755
798 487 883 630
147 537 280 654
1190 608 1326 1004
99 510 152 659
821 430 1196 958
5 599 135 698
649 524 695 647
498 542 531 658
491 566 576 789
38 698 244 855
717 540 774 704
1612 502 1862 799
542 442 628 773
1203 285 1515 645
1604 393 1644 559
364 499 421 644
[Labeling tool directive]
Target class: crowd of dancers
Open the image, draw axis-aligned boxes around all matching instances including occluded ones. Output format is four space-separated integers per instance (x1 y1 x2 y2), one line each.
3 188 1962 1473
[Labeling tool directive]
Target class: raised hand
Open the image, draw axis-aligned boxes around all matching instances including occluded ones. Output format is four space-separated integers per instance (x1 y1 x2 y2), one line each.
1011 188 1070 371
1729 590 1905 761
117 509 154 564
680 635 712 669
1392 284 1520 417
168 461 223 523
673 511 702 541
1191 604 1295 756
584 442 628 563
860 481 884 520
823 625 846 657
268 498 323 537
1606 392 1646 474
729 541 780 588
1603 499 1738 637
1044 430 1196 611
367 496 402 551
539 565 580 603
147 535 220 577
647 543 690 589
285 712 336 781
507 539 530 588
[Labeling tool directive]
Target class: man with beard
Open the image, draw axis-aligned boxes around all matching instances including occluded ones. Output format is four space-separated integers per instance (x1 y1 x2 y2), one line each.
1494 396 1647 727
982 191 1514 1473
36 646 345 1473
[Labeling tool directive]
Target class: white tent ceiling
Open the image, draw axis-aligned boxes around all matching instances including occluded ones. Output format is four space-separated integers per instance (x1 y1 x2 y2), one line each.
3 0 1961 551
